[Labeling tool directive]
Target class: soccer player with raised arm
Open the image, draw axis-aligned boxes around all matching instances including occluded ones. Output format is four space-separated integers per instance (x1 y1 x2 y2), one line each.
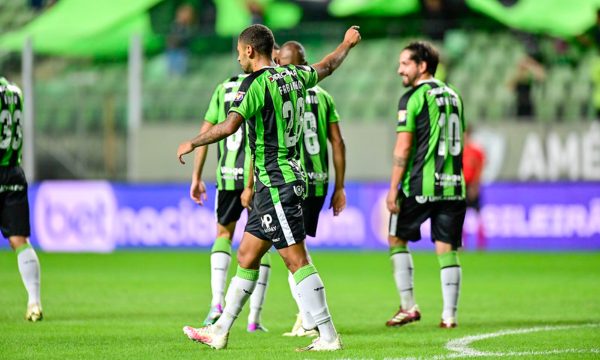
385 42 466 329
0 77 43 321
277 41 346 338
177 24 360 351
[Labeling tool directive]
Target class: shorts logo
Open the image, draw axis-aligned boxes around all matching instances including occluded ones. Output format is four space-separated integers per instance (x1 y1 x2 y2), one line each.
261 214 277 233
293 185 304 197
234 91 245 102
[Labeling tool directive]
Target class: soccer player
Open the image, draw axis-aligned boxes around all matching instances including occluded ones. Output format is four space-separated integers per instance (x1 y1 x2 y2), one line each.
277 41 346 338
0 77 43 322
385 41 466 329
177 24 361 351
191 44 282 331
190 72 271 332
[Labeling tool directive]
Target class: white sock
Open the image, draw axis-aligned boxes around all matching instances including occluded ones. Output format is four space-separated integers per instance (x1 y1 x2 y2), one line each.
17 245 41 305
296 270 337 342
210 252 231 306
214 274 256 335
391 252 415 309
248 264 270 324
288 271 315 329
441 266 461 320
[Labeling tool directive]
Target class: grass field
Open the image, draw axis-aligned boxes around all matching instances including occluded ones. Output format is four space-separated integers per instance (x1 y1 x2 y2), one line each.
1 251 599 359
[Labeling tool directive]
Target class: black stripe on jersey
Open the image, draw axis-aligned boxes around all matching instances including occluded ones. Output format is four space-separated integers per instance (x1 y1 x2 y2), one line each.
260 76 285 186
409 84 430 196
427 82 446 197
450 100 463 196
397 88 417 128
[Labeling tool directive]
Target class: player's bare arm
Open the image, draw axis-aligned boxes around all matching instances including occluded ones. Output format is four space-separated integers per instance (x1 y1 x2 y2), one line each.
240 159 254 210
178 112 244 164
387 132 413 213
312 26 361 82
190 121 213 205
327 122 346 216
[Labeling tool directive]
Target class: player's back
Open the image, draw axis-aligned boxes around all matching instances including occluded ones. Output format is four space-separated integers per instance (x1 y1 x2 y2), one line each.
397 78 465 200
0 78 24 167
229 64 318 190
301 85 338 197
206 74 251 190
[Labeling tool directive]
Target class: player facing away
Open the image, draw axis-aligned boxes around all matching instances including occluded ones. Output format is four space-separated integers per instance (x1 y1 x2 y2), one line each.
385 42 466 329
190 72 271 332
277 41 347 338
177 24 361 351
0 77 43 321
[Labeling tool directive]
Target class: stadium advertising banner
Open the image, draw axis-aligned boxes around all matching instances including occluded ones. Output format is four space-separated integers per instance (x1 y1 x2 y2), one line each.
3 182 599 252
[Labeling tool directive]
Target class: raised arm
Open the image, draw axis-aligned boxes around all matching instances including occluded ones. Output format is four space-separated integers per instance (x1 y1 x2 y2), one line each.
312 26 361 83
177 112 244 164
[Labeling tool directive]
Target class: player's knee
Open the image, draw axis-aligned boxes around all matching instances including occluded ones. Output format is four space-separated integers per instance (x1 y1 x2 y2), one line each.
236 249 261 270
8 236 28 250
283 256 310 273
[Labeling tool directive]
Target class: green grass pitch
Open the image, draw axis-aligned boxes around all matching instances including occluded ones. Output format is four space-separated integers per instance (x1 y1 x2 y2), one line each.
1 251 599 359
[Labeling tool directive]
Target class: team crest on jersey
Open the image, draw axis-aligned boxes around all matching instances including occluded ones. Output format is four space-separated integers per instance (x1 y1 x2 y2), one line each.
234 91 245 102
397 110 407 126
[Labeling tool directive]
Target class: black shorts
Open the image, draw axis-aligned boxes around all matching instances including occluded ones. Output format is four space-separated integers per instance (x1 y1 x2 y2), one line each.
0 166 30 238
302 195 326 237
215 189 245 226
245 182 306 250
388 194 466 249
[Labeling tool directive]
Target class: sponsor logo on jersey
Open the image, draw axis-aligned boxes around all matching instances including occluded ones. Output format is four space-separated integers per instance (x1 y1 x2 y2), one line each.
307 172 327 181
234 91 245 102
220 166 244 180
261 214 277 233
434 172 462 187
268 68 298 82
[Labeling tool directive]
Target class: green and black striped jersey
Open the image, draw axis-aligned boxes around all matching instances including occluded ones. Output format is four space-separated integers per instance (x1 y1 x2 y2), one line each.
229 64 318 191
0 77 24 167
301 86 340 197
396 78 466 200
205 74 251 190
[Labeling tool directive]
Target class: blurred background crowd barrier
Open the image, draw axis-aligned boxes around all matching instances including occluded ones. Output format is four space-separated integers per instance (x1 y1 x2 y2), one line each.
0 0 599 250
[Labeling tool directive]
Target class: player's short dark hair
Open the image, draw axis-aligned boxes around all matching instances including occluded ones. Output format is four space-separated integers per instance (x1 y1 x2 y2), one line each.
404 41 439 76
239 24 274 57
281 41 308 65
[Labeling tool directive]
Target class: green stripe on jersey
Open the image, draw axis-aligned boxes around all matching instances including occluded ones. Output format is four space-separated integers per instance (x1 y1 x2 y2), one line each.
396 79 466 200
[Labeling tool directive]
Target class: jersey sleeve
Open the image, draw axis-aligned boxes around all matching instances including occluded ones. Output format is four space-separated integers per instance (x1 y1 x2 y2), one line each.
396 90 422 133
228 76 263 120
204 83 222 124
295 65 318 89
323 91 340 124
